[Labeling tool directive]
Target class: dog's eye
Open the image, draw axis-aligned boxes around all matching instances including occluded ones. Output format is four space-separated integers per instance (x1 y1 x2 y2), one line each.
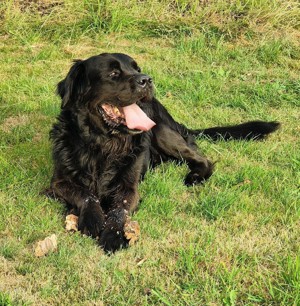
109 70 120 78
137 67 141 73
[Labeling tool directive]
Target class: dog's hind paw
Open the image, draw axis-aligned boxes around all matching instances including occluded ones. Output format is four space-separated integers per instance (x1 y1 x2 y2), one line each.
184 171 206 186
184 169 213 186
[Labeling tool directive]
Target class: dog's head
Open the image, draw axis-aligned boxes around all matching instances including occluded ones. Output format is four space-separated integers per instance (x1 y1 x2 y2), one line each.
57 53 155 134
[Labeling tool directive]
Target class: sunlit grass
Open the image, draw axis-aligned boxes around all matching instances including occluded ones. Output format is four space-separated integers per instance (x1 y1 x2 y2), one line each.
0 0 299 305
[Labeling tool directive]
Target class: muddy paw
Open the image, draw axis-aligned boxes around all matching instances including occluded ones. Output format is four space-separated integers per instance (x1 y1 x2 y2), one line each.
99 228 129 253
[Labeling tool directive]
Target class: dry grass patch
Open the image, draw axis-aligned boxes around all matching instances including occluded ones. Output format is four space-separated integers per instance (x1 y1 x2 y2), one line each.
0 115 30 133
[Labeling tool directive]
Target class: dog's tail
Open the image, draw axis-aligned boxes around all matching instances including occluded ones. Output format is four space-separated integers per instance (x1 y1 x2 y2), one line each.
189 121 280 140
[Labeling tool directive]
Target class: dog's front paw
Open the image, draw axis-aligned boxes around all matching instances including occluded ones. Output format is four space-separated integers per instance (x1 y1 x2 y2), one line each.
99 228 129 253
78 198 105 238
99 208 128 253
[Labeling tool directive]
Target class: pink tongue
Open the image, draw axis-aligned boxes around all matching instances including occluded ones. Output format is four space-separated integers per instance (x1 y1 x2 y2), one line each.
122 103 156 131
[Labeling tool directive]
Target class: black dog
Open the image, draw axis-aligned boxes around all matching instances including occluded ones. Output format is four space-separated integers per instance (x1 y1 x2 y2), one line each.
47 53 280 252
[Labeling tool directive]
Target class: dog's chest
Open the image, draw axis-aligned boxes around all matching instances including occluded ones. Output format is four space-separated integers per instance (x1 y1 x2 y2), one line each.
82 135 140 176
100 136 133 157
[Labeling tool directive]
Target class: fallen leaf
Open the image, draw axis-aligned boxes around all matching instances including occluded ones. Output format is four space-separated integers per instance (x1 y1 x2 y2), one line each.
34 234 57 257
124 216 140 246
65 214 78 232
144 287 151 296
136 257 147 266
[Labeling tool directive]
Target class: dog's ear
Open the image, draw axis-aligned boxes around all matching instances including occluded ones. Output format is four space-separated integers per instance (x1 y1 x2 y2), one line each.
57 79 66 101
57 60 90 109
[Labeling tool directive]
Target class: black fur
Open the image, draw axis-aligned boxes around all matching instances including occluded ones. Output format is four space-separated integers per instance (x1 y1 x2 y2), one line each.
193 120 280 140
47 53 280 252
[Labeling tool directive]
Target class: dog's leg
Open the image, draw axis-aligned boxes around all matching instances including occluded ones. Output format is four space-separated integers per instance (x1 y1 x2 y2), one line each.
99 154 144 252
152 124 214 186
100 189 140 252
50 179 105 238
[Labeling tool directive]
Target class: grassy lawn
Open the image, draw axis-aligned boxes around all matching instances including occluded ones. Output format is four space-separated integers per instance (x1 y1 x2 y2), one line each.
0 1 299 305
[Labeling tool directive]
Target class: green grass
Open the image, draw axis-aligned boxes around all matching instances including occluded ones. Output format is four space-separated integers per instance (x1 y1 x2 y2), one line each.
0 0 299 305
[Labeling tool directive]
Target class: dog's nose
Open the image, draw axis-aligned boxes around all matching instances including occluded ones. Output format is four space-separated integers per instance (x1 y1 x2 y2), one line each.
135 75 152 87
